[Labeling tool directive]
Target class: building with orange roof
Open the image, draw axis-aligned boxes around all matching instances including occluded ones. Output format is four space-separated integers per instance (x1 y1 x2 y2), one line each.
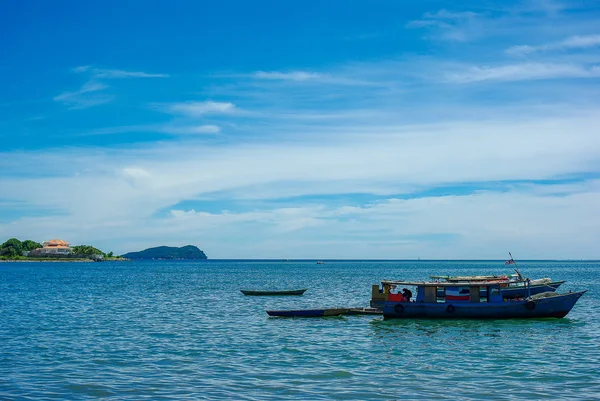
29 239 73 255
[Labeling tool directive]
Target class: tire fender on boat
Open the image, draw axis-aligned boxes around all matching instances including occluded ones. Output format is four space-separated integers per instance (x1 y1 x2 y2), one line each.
446 304 455 313
525 301 536 310
394 303 404 314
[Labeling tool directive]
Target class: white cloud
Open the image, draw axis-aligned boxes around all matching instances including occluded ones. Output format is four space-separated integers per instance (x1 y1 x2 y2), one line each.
73 66 169 79
2 182 600 258
521 0 569 16
72 65 91 73
408 9 479 28
164 101 236 116
406 8 482 41
406 2 600 45
506 34 600 56
81 124 221 136
445 62 600 83
169 206 326 233
2 110 600 256
253 71 322 81
217 69 377 87
159 125 221 134
122 167 152 179
92 69 169 79
119 167 155 189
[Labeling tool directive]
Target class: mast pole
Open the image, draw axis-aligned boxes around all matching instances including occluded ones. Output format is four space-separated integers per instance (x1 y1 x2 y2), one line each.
509 252 523 280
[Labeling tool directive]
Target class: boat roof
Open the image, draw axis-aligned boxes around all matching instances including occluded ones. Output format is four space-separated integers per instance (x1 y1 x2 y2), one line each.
381 280 527 287
430 274 517 281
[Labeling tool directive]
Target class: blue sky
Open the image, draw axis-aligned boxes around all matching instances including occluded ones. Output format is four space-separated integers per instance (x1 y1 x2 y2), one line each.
1 0 600 258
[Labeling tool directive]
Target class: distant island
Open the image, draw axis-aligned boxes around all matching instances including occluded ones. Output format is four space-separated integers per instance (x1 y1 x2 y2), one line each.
121 245 207 260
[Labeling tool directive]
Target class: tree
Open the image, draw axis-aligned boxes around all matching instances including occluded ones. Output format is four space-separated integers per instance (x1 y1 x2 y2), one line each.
21 240 42 252
1 238 23 257
72 245 105 256
107 251 114 258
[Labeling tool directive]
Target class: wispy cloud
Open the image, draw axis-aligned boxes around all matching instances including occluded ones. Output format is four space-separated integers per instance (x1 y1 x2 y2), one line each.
445 62 600 83
214 69 379 87
518 0 571 16
162 101 237 117
253 70 380 86
53 81 113 109
253 71 322 81
406 2 599 44
83 124 221 136
73 65 169 79
506 34 600 56
161 125 220 134
169 206 326 233
407 9 479 28
406 9 481 41
54 66 169 109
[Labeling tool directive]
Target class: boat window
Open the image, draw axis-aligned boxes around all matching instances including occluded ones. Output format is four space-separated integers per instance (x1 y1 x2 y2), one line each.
480 286 489 302
436 286 444 302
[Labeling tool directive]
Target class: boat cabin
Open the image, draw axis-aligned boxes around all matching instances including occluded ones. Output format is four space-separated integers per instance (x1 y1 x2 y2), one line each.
413 283 504 303
371 280 532 309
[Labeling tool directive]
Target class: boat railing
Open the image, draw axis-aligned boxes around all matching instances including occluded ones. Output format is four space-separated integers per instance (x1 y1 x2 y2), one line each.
373 279 537 304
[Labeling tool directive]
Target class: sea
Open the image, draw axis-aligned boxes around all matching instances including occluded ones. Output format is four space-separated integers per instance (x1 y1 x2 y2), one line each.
1 260 599 400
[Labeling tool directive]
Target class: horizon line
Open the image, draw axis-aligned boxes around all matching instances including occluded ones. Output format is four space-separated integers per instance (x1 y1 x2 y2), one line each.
199 258 600 262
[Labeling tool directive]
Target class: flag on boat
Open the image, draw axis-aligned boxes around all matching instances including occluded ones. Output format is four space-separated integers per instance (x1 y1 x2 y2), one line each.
505 259 515 265
445 287 470 301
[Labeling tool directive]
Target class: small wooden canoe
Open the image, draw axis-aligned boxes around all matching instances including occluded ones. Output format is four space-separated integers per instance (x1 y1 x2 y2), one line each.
240 289 307 296
266 307 383 317
267 308 349 317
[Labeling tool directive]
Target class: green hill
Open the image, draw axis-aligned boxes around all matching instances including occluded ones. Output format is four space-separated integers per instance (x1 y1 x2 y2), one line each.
122 245 207 260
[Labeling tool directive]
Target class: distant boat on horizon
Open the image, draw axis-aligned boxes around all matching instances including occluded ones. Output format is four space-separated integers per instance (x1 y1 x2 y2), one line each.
316 261 325 264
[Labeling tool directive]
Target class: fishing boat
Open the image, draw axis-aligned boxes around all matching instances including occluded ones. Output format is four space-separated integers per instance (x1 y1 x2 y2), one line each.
377 280 585 319
240 289 307 296
370 279 555 309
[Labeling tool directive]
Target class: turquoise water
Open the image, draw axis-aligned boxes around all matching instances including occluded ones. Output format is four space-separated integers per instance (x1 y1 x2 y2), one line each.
1 260 599 400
